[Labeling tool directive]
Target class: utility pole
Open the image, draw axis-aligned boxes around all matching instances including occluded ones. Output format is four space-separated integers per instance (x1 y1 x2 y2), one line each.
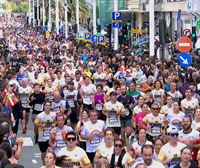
33 0 35 27
55 0 59 35
28 0 31 25
93 0 97 35
37 0 39 26
42 0 45 27
149 0 155 57
114 0 119 50
76 0 79 37
48 0 51 31
65 0 68 38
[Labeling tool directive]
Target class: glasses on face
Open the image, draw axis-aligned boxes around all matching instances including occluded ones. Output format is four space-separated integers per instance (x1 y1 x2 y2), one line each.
152 108 159 110
66 137 76 141
168 133 178 137
115 144 123 148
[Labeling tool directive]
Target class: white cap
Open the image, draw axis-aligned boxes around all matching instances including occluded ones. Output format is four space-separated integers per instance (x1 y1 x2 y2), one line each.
167 126 178 134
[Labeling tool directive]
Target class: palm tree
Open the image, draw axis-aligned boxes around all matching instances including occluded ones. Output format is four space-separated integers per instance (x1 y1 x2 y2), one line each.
48 0 90 24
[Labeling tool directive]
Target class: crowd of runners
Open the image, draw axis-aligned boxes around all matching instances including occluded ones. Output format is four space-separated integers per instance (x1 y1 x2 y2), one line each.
0 15 200 168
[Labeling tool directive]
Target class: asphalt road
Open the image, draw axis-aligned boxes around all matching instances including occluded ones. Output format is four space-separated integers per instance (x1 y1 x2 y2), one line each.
18 114 43 168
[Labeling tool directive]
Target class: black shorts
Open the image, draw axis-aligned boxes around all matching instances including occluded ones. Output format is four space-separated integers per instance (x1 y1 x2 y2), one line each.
38 141 49 153
108 127 121 135
86 152 95 163
83 104 93 110
22 107 30 113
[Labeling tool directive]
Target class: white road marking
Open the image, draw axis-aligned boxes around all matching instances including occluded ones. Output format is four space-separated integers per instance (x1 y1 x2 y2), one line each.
32 159 38 164
22 137 34 146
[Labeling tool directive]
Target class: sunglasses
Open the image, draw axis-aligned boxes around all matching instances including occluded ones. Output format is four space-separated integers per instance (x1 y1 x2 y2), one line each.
152 108 159 110
66 137 76 141
168 133 178 137
115 144 123 148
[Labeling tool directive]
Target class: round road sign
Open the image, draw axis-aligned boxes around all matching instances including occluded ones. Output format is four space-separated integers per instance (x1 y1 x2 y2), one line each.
176 36 192 52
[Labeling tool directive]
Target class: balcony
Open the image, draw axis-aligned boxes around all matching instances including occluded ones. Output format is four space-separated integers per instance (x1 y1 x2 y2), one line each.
143 0 187 12
127 0 140 11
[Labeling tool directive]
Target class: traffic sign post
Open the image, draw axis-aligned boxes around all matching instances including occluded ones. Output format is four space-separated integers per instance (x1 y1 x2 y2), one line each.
97 36 105 45
85 33 92 42
177 53 192 68
112 12 122 22
112 22 122 28
176 36 192 52
92 35 97 44
183 29 191 37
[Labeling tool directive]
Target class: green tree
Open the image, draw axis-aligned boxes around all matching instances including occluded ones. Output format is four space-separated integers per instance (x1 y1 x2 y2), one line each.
48 0 90 23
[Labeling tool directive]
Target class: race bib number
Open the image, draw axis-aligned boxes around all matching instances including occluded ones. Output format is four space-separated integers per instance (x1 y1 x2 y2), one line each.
43 130 51 141
90 134 100 146
108 111 118 123
34 103 43 111
151 123 162 136
185 109 194 119
20 95 29 104
95 104 103 111
67 99 75 108
168 156 181 168
56 140 66 148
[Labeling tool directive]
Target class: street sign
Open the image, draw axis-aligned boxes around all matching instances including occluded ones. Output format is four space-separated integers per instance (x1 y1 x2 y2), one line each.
131 29 142 34
98 36 105 43
177 53 192 68
176 36 192 52
112 12 122 22
112 22 122 28
92 35 97 44
183 29 191 37
85 33 92 41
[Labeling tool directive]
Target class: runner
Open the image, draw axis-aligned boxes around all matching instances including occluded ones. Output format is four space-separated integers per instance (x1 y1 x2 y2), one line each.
34 101 56 164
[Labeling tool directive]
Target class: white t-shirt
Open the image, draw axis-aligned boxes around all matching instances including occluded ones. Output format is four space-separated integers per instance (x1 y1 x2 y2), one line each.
81 120 106 153
143 113 165 136
81 83 96 105
103 101 125 127
178 129 200 140
93 72 106 84
132 160 165 168
181 97 199 117
57 146 91 167
167 111 185 130
130 140 152 162
158 142 186 168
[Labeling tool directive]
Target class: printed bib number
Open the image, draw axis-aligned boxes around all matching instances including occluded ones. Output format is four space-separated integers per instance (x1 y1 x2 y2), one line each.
68 100 75 108
151 123 161 135
95 104 102 111
90 134 100 146
43 130 51 141
108 111 118 123
34 104 43 111
56 140 66 148
168 157 181 168
20 96 29 104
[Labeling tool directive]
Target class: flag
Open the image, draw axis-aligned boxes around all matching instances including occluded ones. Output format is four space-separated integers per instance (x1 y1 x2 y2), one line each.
1 85 11 99
1 85 19 107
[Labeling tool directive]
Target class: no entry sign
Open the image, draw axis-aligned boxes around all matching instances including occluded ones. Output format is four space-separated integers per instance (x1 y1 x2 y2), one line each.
176 36 192 52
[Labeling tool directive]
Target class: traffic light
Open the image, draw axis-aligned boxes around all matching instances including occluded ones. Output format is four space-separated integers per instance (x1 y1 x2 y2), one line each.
106 24 112 48
191 26 197 48
122 23 128 39
97 25 101 35
106 24 112 38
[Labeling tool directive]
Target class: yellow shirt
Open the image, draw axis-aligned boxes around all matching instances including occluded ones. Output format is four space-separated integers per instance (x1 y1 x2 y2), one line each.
57 146 91 167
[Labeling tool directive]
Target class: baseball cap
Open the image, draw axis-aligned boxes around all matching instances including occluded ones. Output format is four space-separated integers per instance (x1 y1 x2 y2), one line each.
167 126 178 135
